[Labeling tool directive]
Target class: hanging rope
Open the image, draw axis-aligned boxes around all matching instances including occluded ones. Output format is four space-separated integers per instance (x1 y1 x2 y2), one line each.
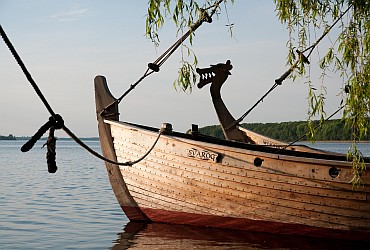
19 115 63 173
44 127 58 173
0 24 163 172
63 126 163 166
225 5 352 131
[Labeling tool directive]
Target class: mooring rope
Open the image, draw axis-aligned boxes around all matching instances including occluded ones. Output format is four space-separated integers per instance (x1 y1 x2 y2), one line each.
63 126 163 166
0 24 163 171
0 2 222 172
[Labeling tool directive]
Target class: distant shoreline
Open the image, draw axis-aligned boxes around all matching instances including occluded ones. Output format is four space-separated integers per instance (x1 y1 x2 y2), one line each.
1 137 369 143
0 137 99 141
302 140 370 143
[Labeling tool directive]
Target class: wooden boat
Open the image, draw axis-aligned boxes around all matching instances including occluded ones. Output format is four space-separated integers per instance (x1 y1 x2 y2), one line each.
95 60 370 241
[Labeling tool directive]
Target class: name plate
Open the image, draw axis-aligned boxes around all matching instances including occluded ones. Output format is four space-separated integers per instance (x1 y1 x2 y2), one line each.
187 147 222 163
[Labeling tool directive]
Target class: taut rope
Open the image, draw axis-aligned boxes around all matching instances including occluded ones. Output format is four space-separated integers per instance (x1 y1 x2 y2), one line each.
101 2 221 114
225 5 352 131
274 105 345 154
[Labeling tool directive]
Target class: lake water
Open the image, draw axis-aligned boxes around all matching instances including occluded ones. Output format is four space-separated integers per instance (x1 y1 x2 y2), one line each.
1 140 369 249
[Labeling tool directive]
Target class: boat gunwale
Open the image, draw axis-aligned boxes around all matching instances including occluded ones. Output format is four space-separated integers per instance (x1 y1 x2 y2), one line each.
104 119 370 164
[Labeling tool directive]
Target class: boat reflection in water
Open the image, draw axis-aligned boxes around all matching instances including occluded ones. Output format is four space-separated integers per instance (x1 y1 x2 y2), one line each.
111 222 369 249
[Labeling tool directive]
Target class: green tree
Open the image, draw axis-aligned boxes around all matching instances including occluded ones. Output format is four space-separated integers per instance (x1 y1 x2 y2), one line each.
146 1 369 185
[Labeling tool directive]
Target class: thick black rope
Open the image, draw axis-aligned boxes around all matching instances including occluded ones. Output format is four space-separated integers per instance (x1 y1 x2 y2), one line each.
21 116 58 153
0 26 56 117
63 126 162 166
0 24 162 171
21 115 62 173
44 127 58 173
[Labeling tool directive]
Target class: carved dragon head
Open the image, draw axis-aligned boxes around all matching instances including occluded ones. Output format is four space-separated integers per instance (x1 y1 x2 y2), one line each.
196 60 233 89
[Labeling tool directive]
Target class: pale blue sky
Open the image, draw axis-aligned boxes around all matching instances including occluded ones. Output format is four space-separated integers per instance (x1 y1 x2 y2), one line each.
1 1 344 137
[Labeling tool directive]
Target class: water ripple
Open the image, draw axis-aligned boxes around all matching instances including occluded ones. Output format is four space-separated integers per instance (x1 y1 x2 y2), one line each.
1 140 125 249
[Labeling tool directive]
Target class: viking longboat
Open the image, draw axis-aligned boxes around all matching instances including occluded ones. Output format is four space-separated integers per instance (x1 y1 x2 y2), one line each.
95 60 370 241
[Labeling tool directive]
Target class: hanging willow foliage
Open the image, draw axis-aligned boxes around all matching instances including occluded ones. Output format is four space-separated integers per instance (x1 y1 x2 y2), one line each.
274 0 370 186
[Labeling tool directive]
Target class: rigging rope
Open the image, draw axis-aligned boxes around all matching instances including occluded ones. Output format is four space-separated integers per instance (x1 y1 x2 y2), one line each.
226 5 352 131
102 2 220 113
273 105 345 154
224 50 307 131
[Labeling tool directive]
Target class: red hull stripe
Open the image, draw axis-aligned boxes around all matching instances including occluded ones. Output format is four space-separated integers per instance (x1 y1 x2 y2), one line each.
120 205 149 221
121 206 370 241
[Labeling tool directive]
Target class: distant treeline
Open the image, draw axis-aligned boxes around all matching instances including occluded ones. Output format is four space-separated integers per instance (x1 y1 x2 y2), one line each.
0 135 99 141
0 134 16 140
199 119 370 142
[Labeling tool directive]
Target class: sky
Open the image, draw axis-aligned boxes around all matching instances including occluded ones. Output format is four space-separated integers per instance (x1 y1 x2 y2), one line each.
0 1 345 138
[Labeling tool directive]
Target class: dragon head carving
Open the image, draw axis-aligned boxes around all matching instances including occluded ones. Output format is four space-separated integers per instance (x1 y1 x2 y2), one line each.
196 60 232 89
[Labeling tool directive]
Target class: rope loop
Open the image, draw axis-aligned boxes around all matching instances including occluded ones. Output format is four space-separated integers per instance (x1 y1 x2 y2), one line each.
51 114 64 130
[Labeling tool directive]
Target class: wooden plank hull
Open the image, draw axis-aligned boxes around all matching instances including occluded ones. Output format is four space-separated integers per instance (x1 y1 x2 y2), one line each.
94 76 370 241
106 120 370 241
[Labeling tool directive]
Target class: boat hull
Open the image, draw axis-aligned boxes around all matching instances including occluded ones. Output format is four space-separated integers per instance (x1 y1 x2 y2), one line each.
122 206 370 241
106 120 370 241
95 75 370 241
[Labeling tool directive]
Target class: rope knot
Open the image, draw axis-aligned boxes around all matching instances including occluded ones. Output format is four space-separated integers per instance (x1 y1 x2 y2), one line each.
50 114 64 130
21 114 64 173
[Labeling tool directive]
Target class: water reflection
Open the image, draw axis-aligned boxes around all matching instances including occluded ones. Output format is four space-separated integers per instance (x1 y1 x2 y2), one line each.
111 222 370 249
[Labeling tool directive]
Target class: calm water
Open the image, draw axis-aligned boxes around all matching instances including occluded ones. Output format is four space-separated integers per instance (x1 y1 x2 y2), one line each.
1 140 369 249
